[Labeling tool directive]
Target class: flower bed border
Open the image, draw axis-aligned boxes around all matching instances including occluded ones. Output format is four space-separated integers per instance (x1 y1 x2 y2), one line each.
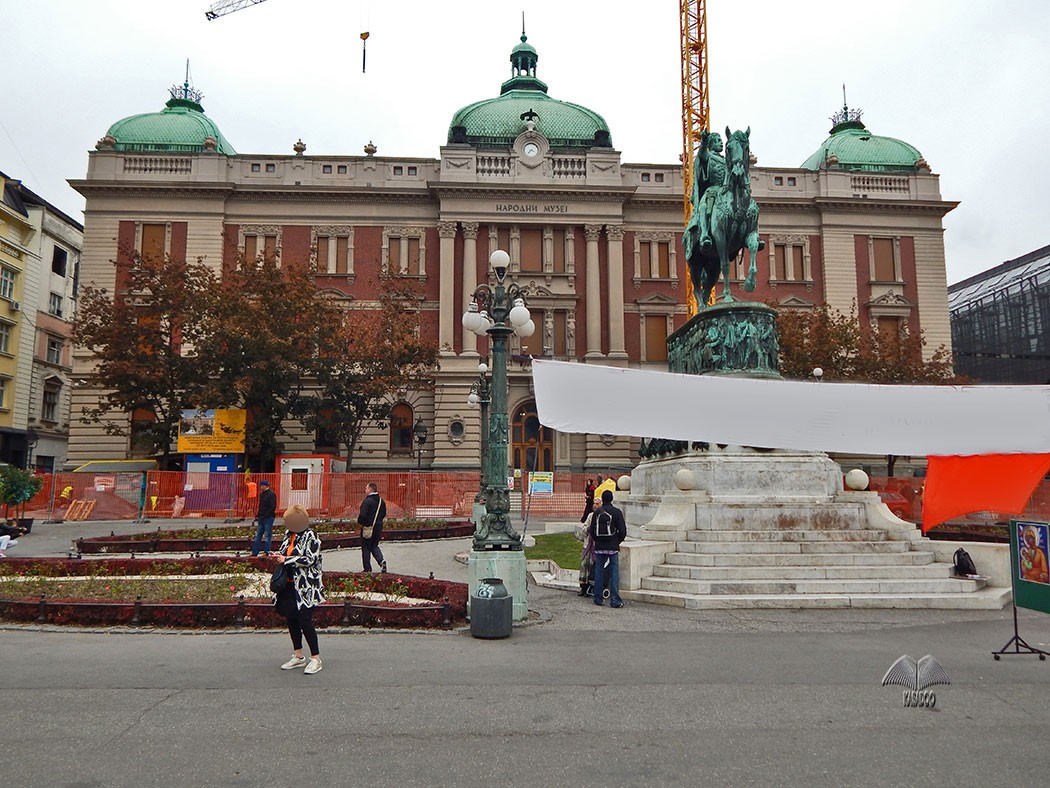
75 521 475 554
0 557 467 630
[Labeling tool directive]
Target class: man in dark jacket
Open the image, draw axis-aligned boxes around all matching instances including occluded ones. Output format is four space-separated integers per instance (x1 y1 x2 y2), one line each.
251 479 278 556
587 489 627 607
357 482 388 572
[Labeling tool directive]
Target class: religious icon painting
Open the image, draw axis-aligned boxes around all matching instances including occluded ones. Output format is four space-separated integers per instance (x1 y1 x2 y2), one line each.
1017 521 1050 586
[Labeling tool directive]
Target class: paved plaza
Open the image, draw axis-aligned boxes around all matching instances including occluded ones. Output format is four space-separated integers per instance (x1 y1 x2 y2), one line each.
5 519 1050 787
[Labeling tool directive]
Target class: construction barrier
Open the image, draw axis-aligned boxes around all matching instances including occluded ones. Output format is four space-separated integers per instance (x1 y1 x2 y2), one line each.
18 470 1050 527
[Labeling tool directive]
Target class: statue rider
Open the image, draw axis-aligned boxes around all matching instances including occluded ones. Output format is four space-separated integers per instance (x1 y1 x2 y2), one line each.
685 129 727 259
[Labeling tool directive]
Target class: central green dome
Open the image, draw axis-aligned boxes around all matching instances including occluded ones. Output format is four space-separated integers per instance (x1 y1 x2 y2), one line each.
448 33 612 150
104 82 236 155
801 106 925 173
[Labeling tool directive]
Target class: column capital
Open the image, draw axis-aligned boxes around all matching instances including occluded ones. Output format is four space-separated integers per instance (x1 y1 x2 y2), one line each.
461 221 480 239
438 221 458 239
584 224 603 242
605 225 624 241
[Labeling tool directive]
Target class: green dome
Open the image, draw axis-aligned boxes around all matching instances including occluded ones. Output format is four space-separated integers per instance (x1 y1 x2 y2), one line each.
801 107 924 173
105 83 236 155
448 33 612 150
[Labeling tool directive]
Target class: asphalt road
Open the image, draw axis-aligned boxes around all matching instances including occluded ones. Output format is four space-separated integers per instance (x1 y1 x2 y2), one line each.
5 520 1050 787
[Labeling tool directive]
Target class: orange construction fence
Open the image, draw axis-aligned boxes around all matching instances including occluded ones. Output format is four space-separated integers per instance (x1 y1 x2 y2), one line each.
19 471 1050 527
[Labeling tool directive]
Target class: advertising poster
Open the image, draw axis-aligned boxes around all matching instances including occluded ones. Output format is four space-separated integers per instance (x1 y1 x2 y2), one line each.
528 471 554 497
1010 520 1050 615
177 409 247 453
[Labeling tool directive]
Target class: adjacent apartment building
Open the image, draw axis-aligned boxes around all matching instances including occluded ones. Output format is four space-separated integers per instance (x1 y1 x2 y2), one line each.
0 172 81 469
68 33 956 473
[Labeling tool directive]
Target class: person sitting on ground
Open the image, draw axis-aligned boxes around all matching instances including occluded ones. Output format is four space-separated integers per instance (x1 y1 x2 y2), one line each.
0 519 29 540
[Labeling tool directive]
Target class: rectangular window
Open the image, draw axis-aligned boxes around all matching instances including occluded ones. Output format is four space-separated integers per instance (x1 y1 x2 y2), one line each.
774 244 787 280
263 235 277 260
0 269 14 301
251 163 261 172
389 237 401 271
873 238 896 281
42 387 59 421
654 173 664 183
52 247 68 276
393 166 403 176
0 378 6 409
337 165 347 174
520 227 543 272
244 235 257 261
641 173 651 182
407 166 417 176
407 237 420 270
290 469 309 491
322 165 333 174
49 292 63 317
774 176 784 186
552 228 566 272
265 163 275 173
645 315 668 361
335 236 349 274
787 176 797 186
553 311 566 356
141 223 166 262
639 242 651 276
790 246 804 280
47 337 63 365
0 324 10 354
316 236 329 270
497 227 511 253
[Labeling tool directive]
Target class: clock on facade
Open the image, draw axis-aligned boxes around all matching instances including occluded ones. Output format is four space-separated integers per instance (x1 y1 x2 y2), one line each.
522 142 540 157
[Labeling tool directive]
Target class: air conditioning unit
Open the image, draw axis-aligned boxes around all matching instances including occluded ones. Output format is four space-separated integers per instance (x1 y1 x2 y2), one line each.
10 301 20 312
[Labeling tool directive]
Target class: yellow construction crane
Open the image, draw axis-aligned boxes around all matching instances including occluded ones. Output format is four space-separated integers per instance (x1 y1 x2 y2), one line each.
680 0 709 315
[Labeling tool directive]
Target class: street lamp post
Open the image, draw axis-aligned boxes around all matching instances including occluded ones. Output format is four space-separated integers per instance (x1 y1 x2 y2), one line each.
413 417 428 471
461 250 535 554
467 361 492 512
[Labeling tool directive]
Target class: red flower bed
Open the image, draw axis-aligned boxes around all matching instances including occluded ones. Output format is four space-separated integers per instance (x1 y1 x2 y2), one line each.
0 557 467 629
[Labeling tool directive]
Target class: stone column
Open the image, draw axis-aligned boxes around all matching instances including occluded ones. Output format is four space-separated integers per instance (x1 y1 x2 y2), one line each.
606 225 627 358
438 221 458 354
584 224 603 357
461 222 479 356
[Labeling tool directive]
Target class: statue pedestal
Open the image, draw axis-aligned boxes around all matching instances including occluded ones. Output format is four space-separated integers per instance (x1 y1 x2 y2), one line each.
468 550 528 622
667 300 780 377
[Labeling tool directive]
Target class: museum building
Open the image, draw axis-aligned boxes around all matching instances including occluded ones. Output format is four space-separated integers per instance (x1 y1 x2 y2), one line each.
69 33 956 472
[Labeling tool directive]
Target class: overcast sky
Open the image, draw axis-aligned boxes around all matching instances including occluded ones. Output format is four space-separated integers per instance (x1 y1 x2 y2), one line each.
3 0 1048 284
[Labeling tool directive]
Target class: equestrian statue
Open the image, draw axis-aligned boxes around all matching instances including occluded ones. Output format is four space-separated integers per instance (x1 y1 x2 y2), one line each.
683 127 764 308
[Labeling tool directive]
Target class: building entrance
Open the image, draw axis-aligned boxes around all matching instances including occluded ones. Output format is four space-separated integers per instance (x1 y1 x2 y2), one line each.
512 400 552 475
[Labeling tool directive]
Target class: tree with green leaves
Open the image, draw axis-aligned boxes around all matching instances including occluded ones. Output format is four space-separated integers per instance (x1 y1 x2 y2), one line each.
74 250 219 468
197 253 340 470
293 277 439 468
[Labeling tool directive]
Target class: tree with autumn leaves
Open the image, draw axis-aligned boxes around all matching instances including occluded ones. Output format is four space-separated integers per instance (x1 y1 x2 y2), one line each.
775 301 966 474
76 250 437 470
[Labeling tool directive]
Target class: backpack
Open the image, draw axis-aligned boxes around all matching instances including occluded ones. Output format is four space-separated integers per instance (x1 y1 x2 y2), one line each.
595 510 615 539
953 547 977 577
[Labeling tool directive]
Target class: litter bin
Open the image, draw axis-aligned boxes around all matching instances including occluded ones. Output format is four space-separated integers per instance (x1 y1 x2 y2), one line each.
470 577 513 639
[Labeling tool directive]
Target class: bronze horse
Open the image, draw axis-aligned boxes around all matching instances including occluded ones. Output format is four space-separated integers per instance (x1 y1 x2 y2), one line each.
686 127 762 307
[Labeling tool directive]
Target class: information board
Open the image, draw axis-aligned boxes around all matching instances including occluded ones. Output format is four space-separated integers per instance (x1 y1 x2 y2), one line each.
1010 519 1050 615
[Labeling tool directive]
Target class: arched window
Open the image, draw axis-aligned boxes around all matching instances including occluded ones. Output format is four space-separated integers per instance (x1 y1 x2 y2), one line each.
390 403 414 453
512 400 552 473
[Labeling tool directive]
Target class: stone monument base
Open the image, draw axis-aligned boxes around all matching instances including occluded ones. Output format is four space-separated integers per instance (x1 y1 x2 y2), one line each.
468 550 528 622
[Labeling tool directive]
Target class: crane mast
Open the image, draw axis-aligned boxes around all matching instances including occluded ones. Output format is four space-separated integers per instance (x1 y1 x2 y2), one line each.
680 0 709 315
205 0 270 20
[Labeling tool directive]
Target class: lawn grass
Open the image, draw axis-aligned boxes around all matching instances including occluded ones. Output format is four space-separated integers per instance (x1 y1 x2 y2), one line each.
525 532 583 570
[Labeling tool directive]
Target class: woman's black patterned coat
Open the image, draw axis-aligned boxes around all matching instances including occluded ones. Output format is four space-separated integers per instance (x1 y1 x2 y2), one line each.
273 528 325 610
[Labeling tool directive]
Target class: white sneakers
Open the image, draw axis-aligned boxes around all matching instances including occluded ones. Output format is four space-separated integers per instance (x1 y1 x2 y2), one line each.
303 658 323 675
280 655 322 673
281 655 308 670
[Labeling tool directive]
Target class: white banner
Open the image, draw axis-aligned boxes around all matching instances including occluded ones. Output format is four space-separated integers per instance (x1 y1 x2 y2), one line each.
531 359 1050 456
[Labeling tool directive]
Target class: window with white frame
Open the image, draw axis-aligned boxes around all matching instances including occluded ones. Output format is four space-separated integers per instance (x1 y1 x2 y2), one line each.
633 232 677 285
0 378 7 409
0 323 10 354
240 225 282 266
0 268 15 300
767 235 812 283
49 292 63 317
46 337 63 365
313 226 354 275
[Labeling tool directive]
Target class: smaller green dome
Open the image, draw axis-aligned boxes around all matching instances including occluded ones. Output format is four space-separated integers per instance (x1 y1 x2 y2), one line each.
105 82 236 155
801 106 924 173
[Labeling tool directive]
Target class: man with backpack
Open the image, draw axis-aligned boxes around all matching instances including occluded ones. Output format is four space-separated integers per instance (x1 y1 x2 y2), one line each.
588 489 627 608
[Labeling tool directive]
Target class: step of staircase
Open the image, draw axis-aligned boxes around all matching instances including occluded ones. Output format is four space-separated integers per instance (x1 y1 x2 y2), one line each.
621 586 1012 610
653 562 950 581
666 550 935 567
686 529 893 543
641 575 985 596
676 540 912 554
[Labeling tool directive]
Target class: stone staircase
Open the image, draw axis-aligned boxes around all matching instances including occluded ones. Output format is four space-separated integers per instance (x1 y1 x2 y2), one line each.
616 447 1012 610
